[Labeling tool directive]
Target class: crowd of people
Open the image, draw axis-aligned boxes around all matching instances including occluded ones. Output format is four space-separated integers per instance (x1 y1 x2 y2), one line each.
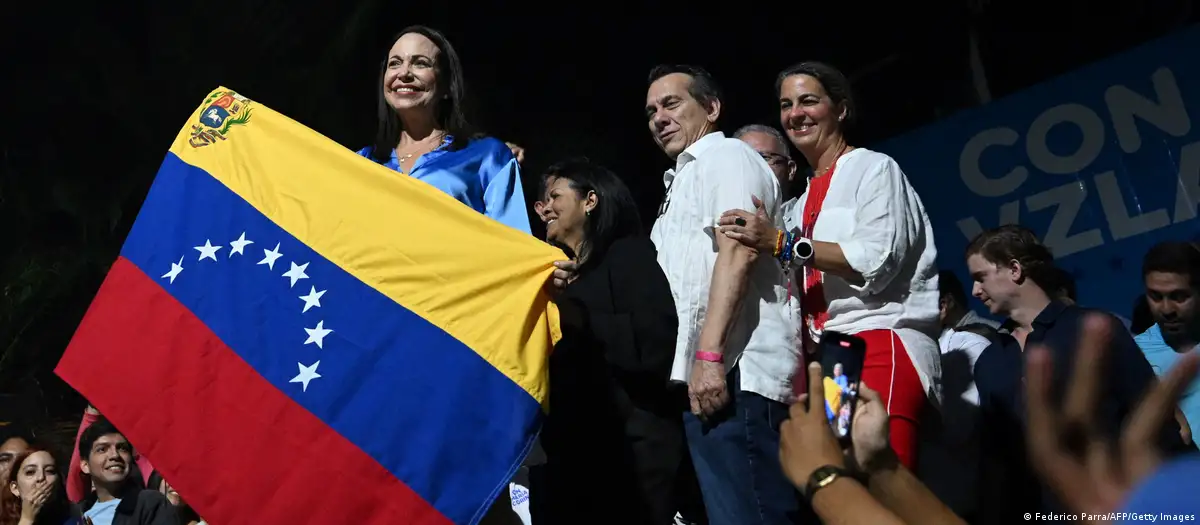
3 24 1199 525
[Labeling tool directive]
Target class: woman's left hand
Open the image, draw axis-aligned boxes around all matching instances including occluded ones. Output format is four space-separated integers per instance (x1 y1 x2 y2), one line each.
718 195 778 254
545 260 577 298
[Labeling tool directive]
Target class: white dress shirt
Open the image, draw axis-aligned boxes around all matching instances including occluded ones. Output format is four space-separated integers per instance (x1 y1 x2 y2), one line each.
650 132 800 404
789 148 942 401
781 197 799 232
919 328 992 517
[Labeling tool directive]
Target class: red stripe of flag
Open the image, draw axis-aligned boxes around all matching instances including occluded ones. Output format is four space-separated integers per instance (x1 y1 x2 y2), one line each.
56 257 454 525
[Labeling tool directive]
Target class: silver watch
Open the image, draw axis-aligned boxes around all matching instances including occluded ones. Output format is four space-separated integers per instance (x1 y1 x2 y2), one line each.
792 236 814 264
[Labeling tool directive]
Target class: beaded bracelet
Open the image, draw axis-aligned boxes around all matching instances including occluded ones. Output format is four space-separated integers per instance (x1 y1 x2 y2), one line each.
780 231 796 270
773 229 786 258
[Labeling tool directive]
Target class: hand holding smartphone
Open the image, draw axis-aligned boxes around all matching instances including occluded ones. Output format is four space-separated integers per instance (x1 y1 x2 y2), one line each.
812 330 867 445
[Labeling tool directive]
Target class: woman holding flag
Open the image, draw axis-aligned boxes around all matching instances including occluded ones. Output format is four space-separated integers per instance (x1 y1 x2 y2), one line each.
360 26 579 524
358 25 533 236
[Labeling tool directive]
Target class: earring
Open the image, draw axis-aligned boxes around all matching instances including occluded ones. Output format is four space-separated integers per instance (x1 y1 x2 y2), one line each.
586 209 591 217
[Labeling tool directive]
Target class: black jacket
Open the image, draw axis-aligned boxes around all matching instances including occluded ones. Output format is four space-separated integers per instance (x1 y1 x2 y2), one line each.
80 484 177 525
532 236 683 525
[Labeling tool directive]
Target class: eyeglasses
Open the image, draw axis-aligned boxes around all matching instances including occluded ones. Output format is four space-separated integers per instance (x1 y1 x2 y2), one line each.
761 153 791 167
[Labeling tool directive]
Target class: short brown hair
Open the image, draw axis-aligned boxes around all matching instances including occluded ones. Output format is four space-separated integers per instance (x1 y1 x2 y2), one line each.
964 225 1056 290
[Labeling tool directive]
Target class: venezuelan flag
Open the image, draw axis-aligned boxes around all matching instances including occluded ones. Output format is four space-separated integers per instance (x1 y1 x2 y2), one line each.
56 87 562 525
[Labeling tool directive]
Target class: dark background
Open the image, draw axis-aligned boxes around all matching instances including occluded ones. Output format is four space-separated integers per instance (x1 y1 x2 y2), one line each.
2 0 1196 431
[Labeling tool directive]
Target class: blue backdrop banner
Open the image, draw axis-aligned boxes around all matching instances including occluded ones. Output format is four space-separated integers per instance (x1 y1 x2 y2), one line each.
876 26 1200 321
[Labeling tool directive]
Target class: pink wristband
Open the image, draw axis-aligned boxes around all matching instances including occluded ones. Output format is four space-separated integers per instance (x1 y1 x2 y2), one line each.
696 351 724 363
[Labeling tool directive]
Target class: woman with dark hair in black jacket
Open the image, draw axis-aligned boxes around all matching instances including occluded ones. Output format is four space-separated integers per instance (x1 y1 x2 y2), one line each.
530 158 682 525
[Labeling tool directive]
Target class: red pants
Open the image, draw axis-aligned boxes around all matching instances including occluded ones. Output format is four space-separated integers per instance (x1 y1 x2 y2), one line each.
857 329 925 469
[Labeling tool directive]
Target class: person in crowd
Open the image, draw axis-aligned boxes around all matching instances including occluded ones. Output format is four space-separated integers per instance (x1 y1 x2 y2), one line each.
529 158 681 524
778 363 965 525
918 270 996 522
75 418 174 525
733 125 799 230
644 64 801 524
778 313 1200 525
718 61 942 470
144 472 203 525
1134 241 1200 445
966 225 1185 520
938 270 1000 333
0 430 33 484
65 407 151 505
1 447 79 525
357 25 531 234
1025 313 1200 522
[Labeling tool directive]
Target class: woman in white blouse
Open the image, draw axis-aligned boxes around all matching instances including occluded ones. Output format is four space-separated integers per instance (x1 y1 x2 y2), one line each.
718 61 941 470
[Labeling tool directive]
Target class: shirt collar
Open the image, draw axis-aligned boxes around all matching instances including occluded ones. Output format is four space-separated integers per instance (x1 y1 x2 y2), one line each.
662 131 725 188
999 299 1071 332
1033 299 1070 328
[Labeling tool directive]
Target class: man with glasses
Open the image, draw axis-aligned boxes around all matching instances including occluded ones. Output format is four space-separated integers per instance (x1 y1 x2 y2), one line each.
734 125 798 230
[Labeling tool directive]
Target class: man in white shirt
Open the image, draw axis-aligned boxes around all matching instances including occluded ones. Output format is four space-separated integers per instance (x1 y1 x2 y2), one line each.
645 64 802 525
733 125 799 231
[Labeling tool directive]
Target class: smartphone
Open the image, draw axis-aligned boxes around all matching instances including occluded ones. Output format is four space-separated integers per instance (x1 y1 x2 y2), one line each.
816 331 867 445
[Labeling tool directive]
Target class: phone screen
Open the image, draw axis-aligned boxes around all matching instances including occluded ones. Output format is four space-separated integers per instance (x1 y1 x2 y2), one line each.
817 331 867 443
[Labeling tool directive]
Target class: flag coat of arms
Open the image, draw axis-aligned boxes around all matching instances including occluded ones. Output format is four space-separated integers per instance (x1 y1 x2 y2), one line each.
56 87 563 525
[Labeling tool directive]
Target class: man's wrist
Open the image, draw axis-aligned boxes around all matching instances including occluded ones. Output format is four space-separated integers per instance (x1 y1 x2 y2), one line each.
768 228 785 254
861 448 901 477
803 463 851 499
696 350 724 363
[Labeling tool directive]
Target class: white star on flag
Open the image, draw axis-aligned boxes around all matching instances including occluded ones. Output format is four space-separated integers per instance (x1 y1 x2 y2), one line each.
185 231 333 395
229 232 254 257
161 256 184 284
258 243 282 270
299 286 325 313
194 240 222 261
282 262 310 288
290 361 321 392
304 320 333 349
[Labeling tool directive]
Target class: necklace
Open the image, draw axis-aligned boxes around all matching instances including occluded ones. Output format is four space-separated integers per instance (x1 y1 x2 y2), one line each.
813 144 850 177
395 132 446 167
